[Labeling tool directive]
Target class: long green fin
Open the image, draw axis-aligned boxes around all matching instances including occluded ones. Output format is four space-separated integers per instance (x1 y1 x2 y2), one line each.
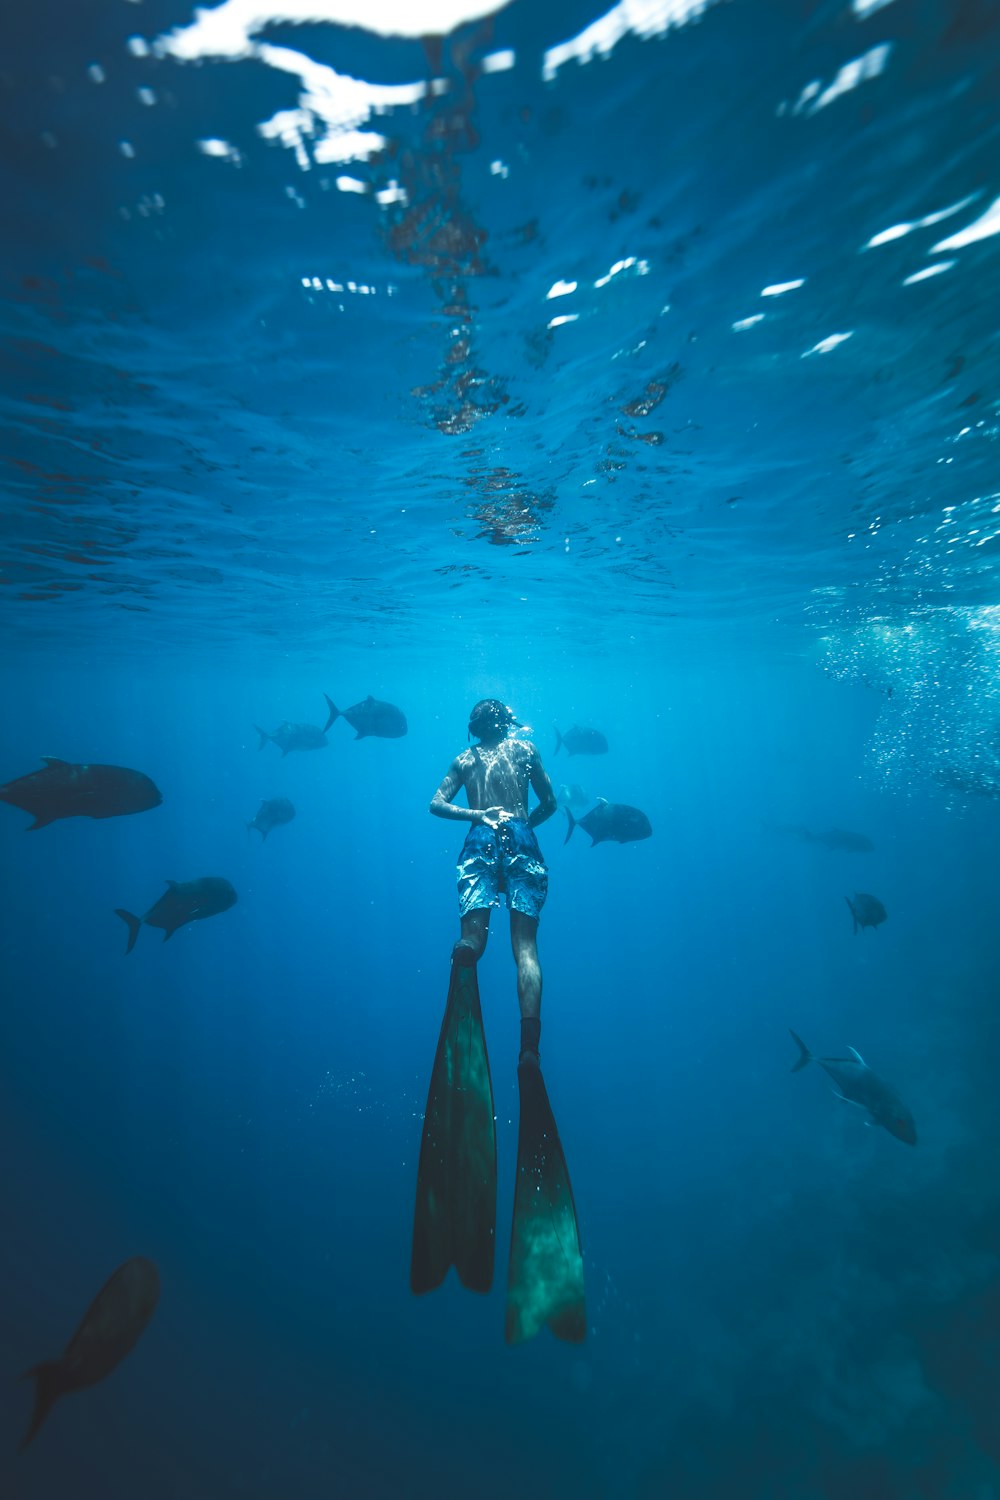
505 1059 586 1344
411 963 497 1295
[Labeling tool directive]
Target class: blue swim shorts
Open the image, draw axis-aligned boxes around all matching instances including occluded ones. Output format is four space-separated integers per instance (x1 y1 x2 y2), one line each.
457 819 548 921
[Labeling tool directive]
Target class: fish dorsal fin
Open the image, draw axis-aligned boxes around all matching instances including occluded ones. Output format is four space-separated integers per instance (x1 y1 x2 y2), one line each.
41 756 71 767
366 695 375 703
597 796 609 806
165 880 179 889
848 1046 866 1066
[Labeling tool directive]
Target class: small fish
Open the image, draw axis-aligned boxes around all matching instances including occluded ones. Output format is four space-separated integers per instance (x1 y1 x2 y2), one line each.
934 765 1000 800
804 827 874 853
554 725 609 756
557 783 591 812
768 823 874 853
247 796 295 841
564 798 652 846
324 694 407 739
846 891 887 934
21 1255 160 1450
789 1030 916 1145
254 720 328 756
115 876 238 953
0 758 162 830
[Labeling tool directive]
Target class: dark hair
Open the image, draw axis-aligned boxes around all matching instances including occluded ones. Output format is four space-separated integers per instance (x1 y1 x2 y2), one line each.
468 699 517 739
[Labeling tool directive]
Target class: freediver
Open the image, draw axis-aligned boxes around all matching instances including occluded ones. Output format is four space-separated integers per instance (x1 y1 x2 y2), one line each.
411 698 585 1343
428 698 556 1063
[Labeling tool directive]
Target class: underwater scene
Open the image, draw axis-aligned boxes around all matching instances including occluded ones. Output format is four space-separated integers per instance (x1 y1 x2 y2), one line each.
2 0 1000 1496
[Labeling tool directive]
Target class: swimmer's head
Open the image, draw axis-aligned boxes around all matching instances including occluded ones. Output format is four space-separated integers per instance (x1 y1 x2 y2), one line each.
468 699 518 742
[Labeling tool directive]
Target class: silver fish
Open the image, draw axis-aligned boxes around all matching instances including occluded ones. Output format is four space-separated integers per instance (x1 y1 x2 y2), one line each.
564 798 651 846
554 724 608 756
324 694 407 740
115 876 237 953
254 720 328 755
21 1256 160 1449
789 1030 916 1145
247 796 295 841
846 891 887 934
766 823 873 853
0 758 161 830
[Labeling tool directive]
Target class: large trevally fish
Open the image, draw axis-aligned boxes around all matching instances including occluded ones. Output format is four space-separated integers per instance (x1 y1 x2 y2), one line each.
21 1256 160 1450
246 796 295 841
324 694 407 739
115 876 237 953
564 798 651 846
789 1030 916 1145
0 758 161 829
554 724 608 756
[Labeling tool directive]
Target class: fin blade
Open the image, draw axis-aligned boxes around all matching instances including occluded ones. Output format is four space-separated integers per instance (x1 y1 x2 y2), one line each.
845 895 858 935
253 725 269 751
323 695 338 733
411 963 497 1297
505 1060 586 1344
563 808 576 845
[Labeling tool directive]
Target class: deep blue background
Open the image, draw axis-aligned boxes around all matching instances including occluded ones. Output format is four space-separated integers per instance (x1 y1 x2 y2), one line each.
3 648 1000 1498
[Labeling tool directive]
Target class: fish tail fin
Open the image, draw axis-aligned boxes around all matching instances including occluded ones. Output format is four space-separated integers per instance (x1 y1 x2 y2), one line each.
114 908 142 955
845 895 858 935
554 726 563 755
563 808 576 845
20 1360 63 1451
789 1029 812 1072
323 695 339 733
253 725 270 751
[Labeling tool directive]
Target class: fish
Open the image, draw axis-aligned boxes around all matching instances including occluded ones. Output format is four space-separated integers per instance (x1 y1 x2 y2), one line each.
802 827 874 853
0 758 162 830
254 720 328 755
557 783 592 812
564 798 652 846
768 823 874 853
115 876 238 954
324 694 407 739
846 891 887 934
21 1255 161 1450
789 1030 916 1145
934 765 1000 800
554 725 609 756
247 796 295 841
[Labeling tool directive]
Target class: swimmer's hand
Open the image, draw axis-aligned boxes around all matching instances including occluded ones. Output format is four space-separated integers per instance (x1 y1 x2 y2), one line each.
476 807 511 830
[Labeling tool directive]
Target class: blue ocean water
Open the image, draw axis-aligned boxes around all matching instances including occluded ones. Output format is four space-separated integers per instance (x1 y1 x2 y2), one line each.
2 0 1000 1495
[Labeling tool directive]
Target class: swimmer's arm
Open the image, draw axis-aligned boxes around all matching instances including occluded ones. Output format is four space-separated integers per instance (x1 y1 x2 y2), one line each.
526 747 557 829
429 756 487 823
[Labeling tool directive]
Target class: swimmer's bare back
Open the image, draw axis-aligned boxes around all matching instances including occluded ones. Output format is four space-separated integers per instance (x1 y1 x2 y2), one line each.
430 739 556 831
